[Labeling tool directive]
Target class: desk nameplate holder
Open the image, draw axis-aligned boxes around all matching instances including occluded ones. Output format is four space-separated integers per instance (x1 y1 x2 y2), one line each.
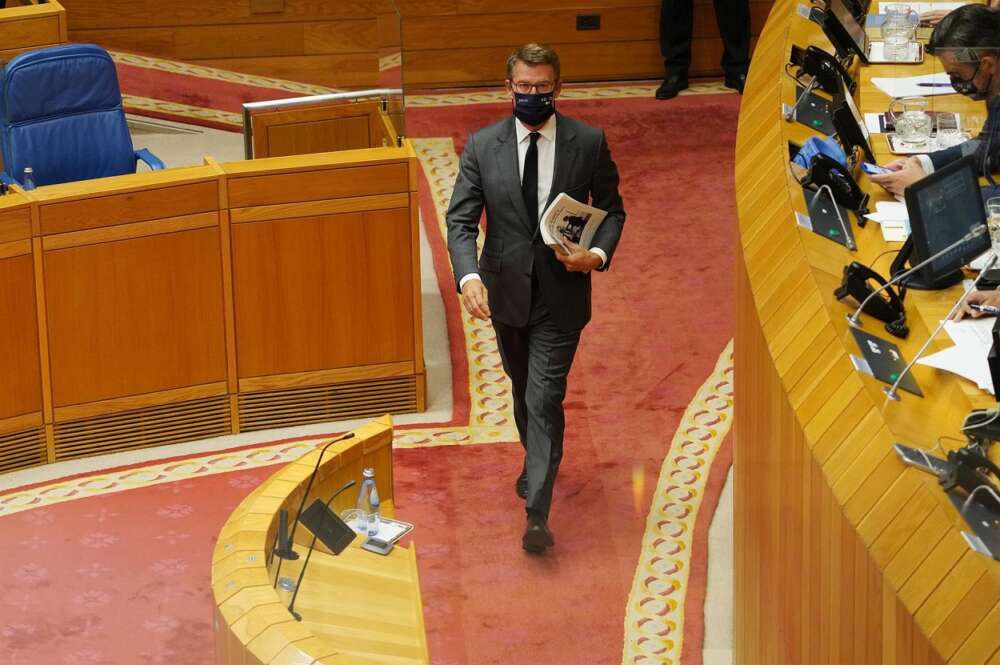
850 327 923 396
783 86 836 135
946 490 1000 560
796 191 856 248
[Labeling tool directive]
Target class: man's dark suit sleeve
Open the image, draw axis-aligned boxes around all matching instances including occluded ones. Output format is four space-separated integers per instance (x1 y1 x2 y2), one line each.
446 133 485 292
589 130 626 272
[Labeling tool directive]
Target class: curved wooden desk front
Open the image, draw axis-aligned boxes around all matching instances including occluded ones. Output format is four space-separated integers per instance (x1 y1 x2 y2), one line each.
212 416 429 665
0 145 424 471
734 3 1000 664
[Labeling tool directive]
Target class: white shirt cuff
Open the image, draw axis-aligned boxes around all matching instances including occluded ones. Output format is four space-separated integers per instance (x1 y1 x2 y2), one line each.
459 273 481 289
589 247 608 268
915 154 935 175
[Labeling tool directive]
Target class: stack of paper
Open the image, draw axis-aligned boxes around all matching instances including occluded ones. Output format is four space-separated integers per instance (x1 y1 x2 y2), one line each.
871 72 955 98
917 317 996 394
969 249 997 271
863 201 910 241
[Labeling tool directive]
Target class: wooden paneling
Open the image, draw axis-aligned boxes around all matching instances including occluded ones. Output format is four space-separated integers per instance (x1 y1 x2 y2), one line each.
227 162 408 208
231 208 414 378
0 254 42 420
62 0 772 88
0 0 67 61
38 180 219 235
43 227 228 407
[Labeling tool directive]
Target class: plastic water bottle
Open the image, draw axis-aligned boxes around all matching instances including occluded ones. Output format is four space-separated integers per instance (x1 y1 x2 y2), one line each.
367 485 380 537
22 167 35 191
356 468 376 531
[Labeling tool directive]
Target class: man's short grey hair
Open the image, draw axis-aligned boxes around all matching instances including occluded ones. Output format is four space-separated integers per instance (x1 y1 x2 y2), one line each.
928 5 1000 62
506 43 561 80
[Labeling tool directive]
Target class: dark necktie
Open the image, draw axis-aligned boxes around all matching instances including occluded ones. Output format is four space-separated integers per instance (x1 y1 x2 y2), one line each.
522 132 540 225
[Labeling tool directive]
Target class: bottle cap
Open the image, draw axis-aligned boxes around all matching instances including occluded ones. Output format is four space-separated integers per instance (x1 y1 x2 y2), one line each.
362 467 375 479
24 167 32 174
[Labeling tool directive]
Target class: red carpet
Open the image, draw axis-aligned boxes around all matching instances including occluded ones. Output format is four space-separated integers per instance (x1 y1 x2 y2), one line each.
0 91 739 664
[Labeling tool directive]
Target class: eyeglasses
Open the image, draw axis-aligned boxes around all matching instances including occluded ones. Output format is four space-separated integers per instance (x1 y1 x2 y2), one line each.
510 81 555 94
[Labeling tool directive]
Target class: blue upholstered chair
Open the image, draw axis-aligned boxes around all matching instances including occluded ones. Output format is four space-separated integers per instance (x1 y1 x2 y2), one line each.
0 43 164 187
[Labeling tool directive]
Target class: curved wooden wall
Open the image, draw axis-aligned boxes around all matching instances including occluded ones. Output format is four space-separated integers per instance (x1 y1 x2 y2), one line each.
0 146 424 471
212 415 429 665
734 2 1000 663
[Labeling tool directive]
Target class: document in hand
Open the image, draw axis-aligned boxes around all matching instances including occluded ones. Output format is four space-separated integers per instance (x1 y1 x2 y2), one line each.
540 193 608 252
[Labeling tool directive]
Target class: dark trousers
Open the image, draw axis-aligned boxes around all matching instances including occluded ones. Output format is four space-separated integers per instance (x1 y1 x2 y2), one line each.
659 0 751 77
492 284 581 520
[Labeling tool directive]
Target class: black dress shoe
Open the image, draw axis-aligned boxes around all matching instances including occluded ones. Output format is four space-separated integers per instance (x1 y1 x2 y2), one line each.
724 72 747 95
516 467 528 499
655 72 689 100
522 515 554 554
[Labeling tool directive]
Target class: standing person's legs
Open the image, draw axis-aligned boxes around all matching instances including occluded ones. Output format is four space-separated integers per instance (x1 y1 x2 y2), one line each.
492 319 530 497
657 0 695 99
713 0 751 90
522 303 581 526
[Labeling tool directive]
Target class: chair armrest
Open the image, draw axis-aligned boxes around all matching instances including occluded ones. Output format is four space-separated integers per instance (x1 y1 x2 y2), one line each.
135 148 165 171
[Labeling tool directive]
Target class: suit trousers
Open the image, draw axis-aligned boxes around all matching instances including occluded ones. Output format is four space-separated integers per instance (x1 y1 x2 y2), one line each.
659 0 751 76
491 278 581 520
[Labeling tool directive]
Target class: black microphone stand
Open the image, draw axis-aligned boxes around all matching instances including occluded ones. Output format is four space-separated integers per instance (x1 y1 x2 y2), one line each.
269 431 355 585
287 479 357 621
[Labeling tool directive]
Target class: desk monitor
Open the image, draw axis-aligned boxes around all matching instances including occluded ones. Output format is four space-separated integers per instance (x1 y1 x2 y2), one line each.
895 155 990 289
990 317 1000 397
822 0 870 64
832 79 876 164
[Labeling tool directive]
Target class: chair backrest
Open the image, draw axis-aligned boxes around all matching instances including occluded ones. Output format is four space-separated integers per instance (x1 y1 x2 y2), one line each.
0 43 136 186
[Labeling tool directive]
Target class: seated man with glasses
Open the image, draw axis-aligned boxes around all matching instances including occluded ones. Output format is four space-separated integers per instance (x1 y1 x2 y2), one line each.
445 43 626 555
871 5 1000 199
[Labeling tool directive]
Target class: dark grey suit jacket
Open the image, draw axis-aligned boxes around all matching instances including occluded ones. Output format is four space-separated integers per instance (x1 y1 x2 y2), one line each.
445 113 626 332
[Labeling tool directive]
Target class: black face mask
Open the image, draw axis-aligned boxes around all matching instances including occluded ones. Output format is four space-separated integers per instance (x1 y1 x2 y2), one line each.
512 91 555 126
951 60 990 100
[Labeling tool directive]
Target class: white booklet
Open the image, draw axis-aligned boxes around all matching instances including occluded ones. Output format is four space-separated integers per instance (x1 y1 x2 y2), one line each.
539 192 608 252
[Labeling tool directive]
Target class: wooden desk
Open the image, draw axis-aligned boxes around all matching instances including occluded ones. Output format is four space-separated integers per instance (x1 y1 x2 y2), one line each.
212 415 429 665
0 0 67 62
734 4 1000 664
0 145 424 469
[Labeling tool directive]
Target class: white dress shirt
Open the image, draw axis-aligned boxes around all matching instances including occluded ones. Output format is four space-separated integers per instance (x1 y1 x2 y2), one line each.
460 114 606 289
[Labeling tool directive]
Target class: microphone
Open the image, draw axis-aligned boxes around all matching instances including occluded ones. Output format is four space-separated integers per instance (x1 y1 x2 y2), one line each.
884 253 999 401
272 509 298 561
269 431 355 582
808 183 856 250
784 76 821 121
287 479 357 621
848 225 989 328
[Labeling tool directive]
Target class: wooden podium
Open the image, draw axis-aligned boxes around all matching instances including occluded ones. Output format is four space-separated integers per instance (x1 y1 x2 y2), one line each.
211 415 429 665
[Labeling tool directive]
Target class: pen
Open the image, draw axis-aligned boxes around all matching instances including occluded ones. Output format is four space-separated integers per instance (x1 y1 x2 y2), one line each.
970 303 1000 315
916 83 955 88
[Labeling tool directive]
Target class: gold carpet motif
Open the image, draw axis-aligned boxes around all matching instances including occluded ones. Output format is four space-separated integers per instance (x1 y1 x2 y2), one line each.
622 340 734 665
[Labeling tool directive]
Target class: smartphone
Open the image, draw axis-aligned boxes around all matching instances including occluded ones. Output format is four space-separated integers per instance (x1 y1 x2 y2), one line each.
861 162 892 175
893 443 948 476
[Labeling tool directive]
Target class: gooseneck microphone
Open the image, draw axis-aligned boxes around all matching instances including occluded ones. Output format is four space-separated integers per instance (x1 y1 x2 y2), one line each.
287 479 357 621
849 225 989 328
884 253 999 401
808 183 856 250
269 431 355 583
784 76 821 122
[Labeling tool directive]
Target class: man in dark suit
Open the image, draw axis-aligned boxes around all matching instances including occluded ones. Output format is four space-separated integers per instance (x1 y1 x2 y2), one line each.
870 5 1000 198
446 43 626 554
656 0 751 99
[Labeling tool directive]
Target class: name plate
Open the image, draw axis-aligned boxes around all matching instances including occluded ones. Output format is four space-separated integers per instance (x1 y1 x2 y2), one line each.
850 327 923 396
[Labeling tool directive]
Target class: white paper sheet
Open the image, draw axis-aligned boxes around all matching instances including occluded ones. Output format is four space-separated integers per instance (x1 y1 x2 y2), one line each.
917 316 997 394
871 72 956 97
877 1 965 13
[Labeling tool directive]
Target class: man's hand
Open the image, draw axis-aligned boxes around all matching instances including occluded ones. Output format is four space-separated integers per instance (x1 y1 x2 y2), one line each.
919 9 949 26
869 157 926 197
952 290 1000 321
461 279 491 320
553 240 602 273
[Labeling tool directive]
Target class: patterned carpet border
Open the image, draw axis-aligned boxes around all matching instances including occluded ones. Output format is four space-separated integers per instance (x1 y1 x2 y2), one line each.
622 340 734 665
